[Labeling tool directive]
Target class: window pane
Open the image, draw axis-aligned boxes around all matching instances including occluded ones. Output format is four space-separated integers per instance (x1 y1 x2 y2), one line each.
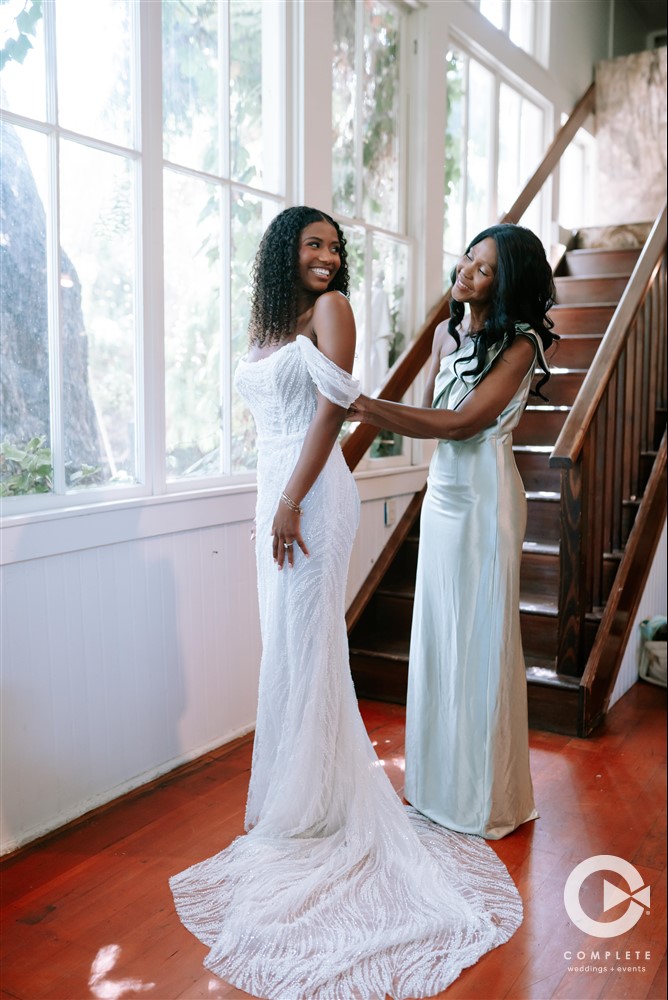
560 142 586 231
509 0 534 54
444 49 466 284
230 1 273 190
0 0 46 121
56 0 133 147
344 227 367 387
370 236 408 393
519 97 544 234
498 83 521 217
332 0 357 218
480 0 506 30
163 0 221 173
0 124 52 496
59 140 138 488
466 60 494 241
368 236 409 458
164 169 222 480
362 0 400 230
230 192 273 475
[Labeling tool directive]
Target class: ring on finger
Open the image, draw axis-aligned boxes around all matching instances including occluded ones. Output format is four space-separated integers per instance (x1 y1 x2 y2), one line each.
283 541 293 549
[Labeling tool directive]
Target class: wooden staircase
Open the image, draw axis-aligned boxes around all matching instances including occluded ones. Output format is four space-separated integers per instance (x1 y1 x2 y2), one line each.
348 240 664 735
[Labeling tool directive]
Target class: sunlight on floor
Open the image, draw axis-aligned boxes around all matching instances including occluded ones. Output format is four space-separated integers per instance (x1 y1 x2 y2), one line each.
89 944 155 999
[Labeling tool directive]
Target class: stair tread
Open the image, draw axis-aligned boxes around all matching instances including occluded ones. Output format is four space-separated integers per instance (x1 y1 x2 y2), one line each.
525 490 560 501
551 302 618 308
377 583 414 599
523 541 559 556
526 664 581 689
546 367 589 375
555 272 633 280
349 637 409 660
520 595 558 615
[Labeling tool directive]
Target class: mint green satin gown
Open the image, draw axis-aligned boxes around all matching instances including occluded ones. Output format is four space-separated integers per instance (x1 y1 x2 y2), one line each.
404 328 543 840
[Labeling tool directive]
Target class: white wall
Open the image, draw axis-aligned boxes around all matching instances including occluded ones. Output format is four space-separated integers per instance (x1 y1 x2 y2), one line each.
609 519 667 707
0 0 657 854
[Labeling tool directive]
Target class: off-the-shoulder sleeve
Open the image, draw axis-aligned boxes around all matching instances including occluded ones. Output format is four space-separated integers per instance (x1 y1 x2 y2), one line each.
297 335 360 407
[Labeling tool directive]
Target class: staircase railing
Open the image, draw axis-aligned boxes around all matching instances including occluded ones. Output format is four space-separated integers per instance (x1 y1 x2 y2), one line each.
342 82 597 470
549 202 667 733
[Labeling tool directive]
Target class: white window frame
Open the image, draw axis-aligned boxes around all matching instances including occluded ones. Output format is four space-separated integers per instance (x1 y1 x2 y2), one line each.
0 0 290 517
468 0 551 66
443 29 553 281
332 0 417 473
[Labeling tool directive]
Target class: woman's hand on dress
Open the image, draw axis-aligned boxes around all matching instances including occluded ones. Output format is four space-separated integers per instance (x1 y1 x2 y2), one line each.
347 394 375 423
272 505 309 569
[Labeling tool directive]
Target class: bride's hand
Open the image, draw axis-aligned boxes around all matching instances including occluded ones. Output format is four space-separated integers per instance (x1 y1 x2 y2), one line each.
272 505 309 569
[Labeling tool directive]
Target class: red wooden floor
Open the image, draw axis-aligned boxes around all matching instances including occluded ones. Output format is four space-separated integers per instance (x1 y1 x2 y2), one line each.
1 683 665 1000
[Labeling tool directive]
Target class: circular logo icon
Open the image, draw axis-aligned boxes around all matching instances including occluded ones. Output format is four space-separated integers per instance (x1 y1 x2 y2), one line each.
564 855 651 938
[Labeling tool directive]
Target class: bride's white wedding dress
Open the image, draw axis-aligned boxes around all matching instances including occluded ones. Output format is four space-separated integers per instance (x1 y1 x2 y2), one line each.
170 334 523 1000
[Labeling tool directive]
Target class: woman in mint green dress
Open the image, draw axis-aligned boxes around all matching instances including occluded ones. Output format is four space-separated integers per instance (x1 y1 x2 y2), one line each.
350 223 557 839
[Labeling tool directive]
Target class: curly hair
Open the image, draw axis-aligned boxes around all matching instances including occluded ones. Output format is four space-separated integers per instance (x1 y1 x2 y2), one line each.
448 223 558 398
247 206 350 347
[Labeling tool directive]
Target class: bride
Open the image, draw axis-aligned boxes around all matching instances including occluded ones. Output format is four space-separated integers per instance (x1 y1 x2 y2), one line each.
169 206 523 1000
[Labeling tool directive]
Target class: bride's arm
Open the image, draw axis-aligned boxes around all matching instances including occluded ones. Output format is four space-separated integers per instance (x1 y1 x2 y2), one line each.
272 292 356 568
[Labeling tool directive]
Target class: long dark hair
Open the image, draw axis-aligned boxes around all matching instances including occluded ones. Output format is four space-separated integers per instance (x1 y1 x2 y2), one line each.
248 206 350 346
448 223 557 397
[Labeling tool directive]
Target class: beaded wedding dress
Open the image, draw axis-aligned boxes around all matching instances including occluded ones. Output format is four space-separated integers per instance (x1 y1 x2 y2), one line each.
170 334 523 1000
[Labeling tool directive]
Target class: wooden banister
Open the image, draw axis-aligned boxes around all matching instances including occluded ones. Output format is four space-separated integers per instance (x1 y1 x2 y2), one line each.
550 202 668 469
550 201 667 712
342 82 597 473
342 293 451 470
579 431 667 734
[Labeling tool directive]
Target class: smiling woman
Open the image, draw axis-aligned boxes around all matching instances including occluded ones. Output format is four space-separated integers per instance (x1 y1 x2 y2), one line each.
452 237 498 310
349 222 558 840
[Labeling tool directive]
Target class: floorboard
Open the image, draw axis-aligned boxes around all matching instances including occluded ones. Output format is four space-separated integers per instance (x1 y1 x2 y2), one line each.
1 684 665 1000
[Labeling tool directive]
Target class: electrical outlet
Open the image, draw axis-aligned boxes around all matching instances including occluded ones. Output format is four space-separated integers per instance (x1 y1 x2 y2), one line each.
384 499 396 527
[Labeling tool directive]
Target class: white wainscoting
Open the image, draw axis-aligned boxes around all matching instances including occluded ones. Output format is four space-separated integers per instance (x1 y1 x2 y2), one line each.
0 520 262 855
0 468 427 855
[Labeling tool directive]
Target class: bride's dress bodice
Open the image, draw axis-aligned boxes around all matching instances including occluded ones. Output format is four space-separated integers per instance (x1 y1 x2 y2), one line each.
235 335 358 444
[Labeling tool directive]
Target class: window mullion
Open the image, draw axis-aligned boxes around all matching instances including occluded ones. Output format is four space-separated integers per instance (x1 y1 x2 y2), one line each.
354 0 364 218
44 2 65 494
139 0 164 495
220 1 232 477
221 184 232 477
364 227 373 391
221 0 230 180
490 72 500 224
461 54 470 247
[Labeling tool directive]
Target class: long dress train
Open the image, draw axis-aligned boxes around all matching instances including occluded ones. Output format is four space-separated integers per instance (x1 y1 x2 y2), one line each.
170 334 524 1000
405 327 543 839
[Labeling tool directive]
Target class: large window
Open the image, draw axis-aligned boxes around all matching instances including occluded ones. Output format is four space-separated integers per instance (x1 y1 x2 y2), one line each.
0 0 285 508
332 0 413 462
443 45 549 288
472 0 549 63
